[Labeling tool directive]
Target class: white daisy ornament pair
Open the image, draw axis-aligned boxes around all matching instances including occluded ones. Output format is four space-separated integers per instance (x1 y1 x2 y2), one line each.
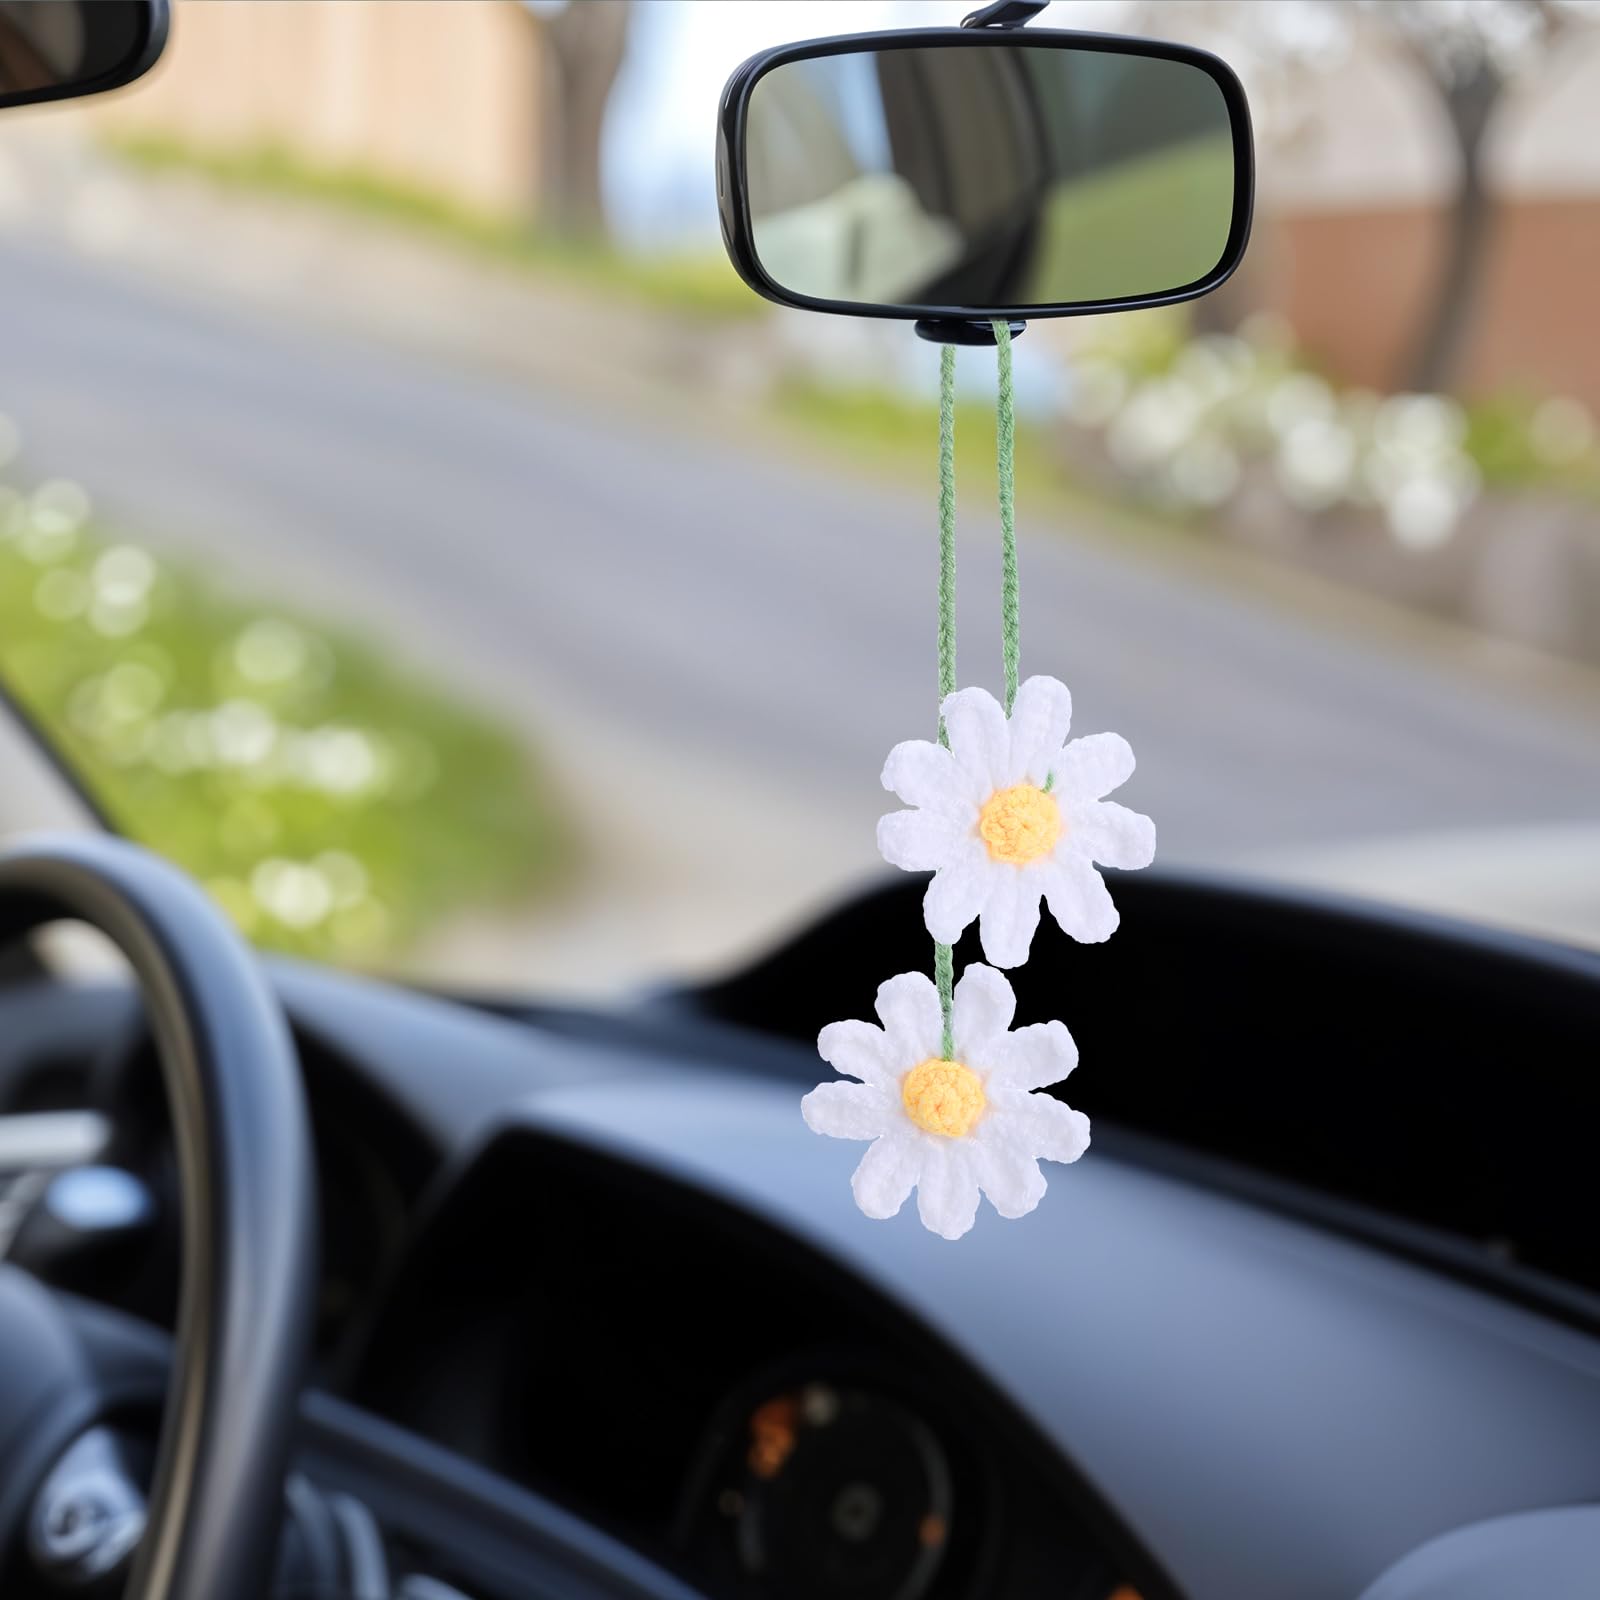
804 674 1154 1239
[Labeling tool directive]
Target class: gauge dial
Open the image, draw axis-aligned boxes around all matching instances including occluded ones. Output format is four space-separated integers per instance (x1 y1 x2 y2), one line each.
714 1381 954 1600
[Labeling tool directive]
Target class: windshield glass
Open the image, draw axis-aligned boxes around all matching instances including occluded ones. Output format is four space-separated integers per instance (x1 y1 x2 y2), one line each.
2 0 1598 993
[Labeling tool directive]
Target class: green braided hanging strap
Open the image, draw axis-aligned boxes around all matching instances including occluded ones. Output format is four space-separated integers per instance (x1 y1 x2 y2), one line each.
934 341 957 1059
932 330 1021 1058
994 320 1019 713
937 344 958 730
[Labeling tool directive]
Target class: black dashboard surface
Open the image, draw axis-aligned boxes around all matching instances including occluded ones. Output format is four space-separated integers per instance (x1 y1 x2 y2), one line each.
346 1063 1600 1600
308 870 1600 1600
6 869 1600 1600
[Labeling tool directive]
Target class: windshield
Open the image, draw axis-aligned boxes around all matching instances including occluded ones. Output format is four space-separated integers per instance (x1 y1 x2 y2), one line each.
1 0 1598 992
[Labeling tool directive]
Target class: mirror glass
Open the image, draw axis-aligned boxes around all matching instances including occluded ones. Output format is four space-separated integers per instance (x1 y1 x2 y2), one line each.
743 42 1239 312
0 1 159 111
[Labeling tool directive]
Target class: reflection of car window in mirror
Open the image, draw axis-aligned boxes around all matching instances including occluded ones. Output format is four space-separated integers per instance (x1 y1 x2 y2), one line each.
745 44 1237 311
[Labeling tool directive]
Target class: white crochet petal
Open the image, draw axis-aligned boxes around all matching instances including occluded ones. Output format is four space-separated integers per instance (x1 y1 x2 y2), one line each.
817 1019 901 1090
970 1124 1048 1219
850 1132 922 1219
922 836 990 946
1043 855 1120 944
800 1080 895 1141
916 1140 982 1240
1071 799 1156 870
873 971 942 1062
1054 731 1136 803
986 1019 1078 1091
1006 1092 1092 1165
950 963 1016 1062
880 738 972 810
877 807 963 872
977 867 1043 968
940 685 1010 795
1005 675 1074 787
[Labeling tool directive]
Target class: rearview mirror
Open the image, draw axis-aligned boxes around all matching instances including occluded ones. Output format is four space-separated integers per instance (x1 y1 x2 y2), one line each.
0 0 167 113
717 28 1252 324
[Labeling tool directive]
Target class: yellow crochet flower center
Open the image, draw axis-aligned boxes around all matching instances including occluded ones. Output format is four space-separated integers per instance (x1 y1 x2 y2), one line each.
978 783 1062 865
901 1058 987 1138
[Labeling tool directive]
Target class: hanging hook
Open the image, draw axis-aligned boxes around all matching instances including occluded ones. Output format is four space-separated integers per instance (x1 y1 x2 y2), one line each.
961 0 1049 28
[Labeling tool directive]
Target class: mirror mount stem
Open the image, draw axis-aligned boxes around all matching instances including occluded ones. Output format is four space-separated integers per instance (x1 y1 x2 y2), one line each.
960 1 1049 28
914 318 1026 347
923 0 1045 338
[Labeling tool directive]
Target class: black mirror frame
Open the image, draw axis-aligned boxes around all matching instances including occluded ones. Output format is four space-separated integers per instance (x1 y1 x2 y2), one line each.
716 25 1255 324
0 0 169 114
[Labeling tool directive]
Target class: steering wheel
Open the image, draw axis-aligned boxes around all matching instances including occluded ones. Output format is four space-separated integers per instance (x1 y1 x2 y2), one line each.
0 834 315 1600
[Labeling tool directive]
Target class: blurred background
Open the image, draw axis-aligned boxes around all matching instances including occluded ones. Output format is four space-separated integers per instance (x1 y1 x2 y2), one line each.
1 0 1598 992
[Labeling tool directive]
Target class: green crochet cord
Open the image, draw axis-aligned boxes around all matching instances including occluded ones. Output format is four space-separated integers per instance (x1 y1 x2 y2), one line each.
932 328 1019 1059
935 341 957 1058
995 320 1019 713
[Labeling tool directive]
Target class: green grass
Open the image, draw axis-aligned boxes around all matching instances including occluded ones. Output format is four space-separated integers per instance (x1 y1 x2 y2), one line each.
1030 134 1236 304
107 132 761 323
1464 393 1600 499
0 488 572 964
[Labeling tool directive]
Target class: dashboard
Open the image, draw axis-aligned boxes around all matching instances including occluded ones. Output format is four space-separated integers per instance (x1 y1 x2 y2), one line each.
3 870 1600 1600
352 1126 1131 1600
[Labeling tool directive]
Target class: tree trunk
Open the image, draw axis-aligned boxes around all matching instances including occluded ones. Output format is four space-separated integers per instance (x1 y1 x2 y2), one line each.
541 0 632 243
1403 57 1502 395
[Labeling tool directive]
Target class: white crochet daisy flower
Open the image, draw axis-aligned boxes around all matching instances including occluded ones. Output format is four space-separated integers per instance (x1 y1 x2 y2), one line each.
802 964 1090 1240
877 674 1154 967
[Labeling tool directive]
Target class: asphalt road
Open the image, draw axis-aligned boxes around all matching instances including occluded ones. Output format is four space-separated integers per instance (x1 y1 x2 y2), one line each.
2 233 1599 976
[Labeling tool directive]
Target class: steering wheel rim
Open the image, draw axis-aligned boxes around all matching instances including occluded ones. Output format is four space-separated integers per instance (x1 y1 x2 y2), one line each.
0 833 316 1600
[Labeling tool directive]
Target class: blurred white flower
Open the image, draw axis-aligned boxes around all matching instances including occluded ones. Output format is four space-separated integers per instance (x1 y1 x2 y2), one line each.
100 662 165 722
1266 372 1337 437
211 698 278 767
1277 417 1358 509
1108 378 1201 469
92 545 156 604
1374 393 1467 461
1174 339 1245 406
1068 313 1575 545
234 619 310 685
250 858 334 930
31 479 90 536
1383 460 1481 551
1171 436 1241 507
297 725 383 795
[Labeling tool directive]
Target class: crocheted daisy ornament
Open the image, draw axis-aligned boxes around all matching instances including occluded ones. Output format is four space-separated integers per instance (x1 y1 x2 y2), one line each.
803 966 1089 1241
879 674 1154 966
802 326 1154 1238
